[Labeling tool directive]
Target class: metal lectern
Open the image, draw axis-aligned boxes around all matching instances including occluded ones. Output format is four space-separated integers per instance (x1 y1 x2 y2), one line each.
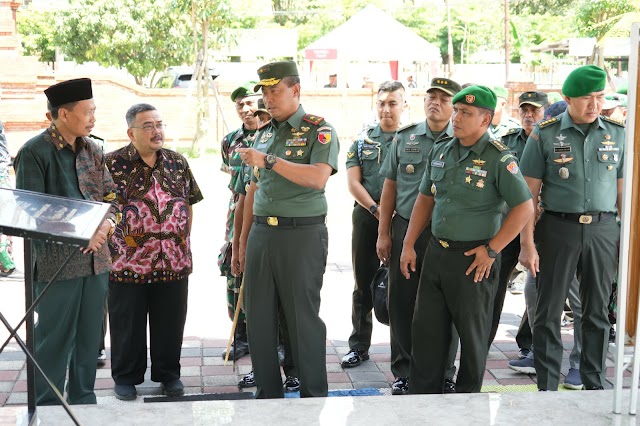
0 187 111 425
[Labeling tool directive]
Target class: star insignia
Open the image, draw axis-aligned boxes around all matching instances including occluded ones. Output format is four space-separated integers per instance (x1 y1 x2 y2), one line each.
465 176 472 184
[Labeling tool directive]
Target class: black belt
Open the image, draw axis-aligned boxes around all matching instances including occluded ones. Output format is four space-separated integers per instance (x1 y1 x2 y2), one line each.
432 235 488 250
253 215 326 227
544 211 614 224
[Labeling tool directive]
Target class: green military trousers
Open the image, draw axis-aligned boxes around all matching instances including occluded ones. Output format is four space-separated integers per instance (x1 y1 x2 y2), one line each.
34 272 108 405
533 212 619 390
244 221 329 398
410 236 499 394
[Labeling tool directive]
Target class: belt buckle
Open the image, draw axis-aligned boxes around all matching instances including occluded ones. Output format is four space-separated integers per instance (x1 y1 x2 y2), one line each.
267 216 279 226
579 215 592 224
439 240 449 248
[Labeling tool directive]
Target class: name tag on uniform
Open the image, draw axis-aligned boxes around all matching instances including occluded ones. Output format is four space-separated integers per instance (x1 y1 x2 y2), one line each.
431 160 445 168
554 146 572 153
405 147 420 153
598 146 619 152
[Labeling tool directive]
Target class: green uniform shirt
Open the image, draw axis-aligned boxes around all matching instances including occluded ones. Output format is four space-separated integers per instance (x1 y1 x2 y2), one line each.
380 121 453 219
251 105 339 217
519 112 625 213
490 115 521 138
419 132 532 241
345 124 394 202
501 127 529 160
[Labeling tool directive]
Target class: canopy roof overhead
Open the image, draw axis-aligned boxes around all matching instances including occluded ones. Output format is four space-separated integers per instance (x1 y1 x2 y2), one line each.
304 5 442 63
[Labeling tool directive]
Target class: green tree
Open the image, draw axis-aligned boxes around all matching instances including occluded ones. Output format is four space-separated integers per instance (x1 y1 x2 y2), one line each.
16 9 56 63
55 0 192 86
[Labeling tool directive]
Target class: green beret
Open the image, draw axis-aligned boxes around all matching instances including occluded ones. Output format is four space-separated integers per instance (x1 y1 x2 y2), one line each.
562 65 606 97
493 86 508 100
547 92 563 104
230 81 259 102
519 91 548 108
254 61 299 92
427 78 462 96
452 85 497 111
617 80 628 95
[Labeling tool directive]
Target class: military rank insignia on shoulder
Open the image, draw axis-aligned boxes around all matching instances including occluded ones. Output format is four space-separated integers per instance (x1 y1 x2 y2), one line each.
601 115 626 127
396 122 418 133
503 128 519 137
489 139 509 151
303 114 325 125
538 117 559 129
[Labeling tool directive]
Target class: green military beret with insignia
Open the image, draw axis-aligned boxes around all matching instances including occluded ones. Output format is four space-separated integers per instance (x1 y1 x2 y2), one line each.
562 65 606 98
427 77 462 97
231 81 259 102
452 85 497 111
493 86 508 100
519 91 548 108
254 61 299 92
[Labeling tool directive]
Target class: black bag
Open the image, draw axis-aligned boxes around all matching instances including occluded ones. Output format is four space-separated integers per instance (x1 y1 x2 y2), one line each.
370 265 389 326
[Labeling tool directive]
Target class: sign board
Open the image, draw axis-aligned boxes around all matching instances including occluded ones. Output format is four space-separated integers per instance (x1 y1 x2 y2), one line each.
305 49 338 60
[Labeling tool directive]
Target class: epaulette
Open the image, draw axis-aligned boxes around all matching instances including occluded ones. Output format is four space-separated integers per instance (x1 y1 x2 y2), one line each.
601 115 626 127
489 139 509 151
396 122 418 132
538 117 559 128
503 127 520 137
258 121 270 130
302 114 324 125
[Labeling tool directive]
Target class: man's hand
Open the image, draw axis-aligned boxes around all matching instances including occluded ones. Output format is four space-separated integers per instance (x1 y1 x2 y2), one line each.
400 244 417 279
231 245 241 277
238 240 247 275
518 243 540 277
82 221 110 254
236 148 267 169
376 234 392 265
464 245 496 283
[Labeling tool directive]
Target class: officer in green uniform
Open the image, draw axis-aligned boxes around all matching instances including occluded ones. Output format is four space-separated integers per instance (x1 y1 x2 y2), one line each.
519 65 625 391
488 91 548 347
219 81 260 360
377 77 461 395
342 80 405 368
490 86 521 138
400 85 533 394
236 61 339 398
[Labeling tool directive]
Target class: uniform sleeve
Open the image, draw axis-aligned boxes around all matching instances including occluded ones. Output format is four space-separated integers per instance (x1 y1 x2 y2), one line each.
418 147 435 197
380 140 398 181
14 145 46 193
310 123 339 174
494 153 532 208
234 165 249 196
220 134 231 173
345 139 361 169
519 126 545 179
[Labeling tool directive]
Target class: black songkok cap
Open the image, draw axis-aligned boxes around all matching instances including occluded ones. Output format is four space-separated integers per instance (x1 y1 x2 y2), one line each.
45 78 93 108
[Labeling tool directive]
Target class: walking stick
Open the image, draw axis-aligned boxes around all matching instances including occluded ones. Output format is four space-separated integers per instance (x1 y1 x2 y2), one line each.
224 275 245 368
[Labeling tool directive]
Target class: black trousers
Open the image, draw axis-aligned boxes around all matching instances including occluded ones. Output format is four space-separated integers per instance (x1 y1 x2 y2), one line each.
515 309 532 351
348 204 378 351
108 278 189 385
533 213 619 390
411 237 499 394
487 236 520 347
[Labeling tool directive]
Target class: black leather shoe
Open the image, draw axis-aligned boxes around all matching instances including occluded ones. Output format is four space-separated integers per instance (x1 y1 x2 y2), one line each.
283 376 300 393
162 379 184 397
341 349 370 368
222 340 250 360
114 384 137 401
444 379 456 393
238 371 255 388
391 377 409 395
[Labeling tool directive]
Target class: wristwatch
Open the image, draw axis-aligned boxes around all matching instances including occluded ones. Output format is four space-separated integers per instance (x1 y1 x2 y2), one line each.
369 204 379 215
485 244 498 259
265 153 277 170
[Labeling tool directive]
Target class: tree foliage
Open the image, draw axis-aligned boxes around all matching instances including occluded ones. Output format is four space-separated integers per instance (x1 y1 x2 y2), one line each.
574 0 635 40
16 9 57 63
55 0 192 85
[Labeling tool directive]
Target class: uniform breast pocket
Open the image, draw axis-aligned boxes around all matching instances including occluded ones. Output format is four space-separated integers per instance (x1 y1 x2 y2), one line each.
284 146 310 163
361 152 380 175
430 168 445 182
597 152 619 182
400 154 425 182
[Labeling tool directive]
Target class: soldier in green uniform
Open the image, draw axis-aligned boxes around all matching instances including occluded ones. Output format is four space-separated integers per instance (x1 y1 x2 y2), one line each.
490 86 521 138
236 61 339 398
519 65 625 391
342 80 405 368
377 77 461 395
400 85 533 394
488 91 548 347
219 82 260 360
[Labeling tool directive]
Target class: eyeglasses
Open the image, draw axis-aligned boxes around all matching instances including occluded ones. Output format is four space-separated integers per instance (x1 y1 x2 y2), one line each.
130 123 167 133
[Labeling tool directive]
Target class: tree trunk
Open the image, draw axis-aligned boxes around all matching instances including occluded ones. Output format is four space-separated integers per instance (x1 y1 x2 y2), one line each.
192 18 210 157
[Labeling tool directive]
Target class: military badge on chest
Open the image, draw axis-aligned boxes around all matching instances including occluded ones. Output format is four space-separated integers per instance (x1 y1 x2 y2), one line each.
464 158 488 188
553 134 573 179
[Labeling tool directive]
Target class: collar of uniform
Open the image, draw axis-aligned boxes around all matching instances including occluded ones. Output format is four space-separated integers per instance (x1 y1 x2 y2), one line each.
469 131 492 156
369 124 383 138
559 111 606 132
279 104 306 131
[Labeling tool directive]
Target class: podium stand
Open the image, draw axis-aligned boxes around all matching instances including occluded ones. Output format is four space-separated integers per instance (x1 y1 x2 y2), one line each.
0 187 111 425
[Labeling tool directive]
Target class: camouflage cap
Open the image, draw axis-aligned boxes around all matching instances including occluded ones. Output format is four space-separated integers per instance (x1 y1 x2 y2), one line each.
426 78 462 97
562 65 606 97
254 61 299 92
452 85 497 111
231 81 259 102
519 91 548 108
